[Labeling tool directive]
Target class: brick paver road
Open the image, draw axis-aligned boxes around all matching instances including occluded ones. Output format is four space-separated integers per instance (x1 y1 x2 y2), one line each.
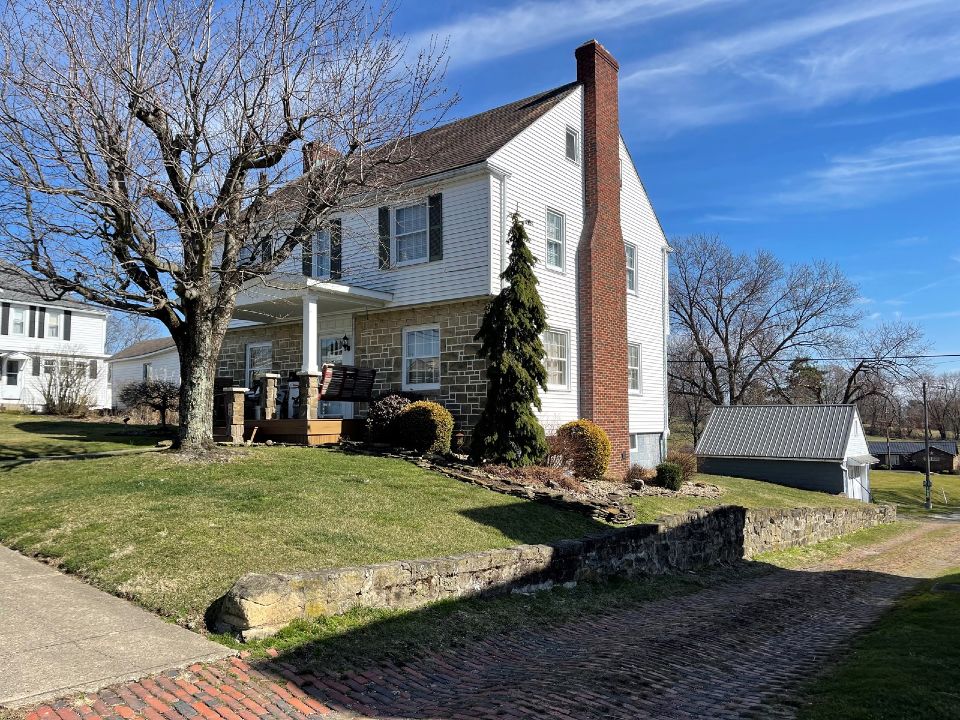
17 521 960 720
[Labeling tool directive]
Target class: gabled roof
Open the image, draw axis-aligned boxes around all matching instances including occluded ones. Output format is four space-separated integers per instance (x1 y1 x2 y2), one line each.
867 440 958 456
695 405 860 461
111 337 176 361
0 262 94 311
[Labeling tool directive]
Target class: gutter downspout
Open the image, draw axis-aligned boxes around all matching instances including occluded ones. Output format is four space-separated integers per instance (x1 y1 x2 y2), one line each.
661 244 673 460
487 163 511 290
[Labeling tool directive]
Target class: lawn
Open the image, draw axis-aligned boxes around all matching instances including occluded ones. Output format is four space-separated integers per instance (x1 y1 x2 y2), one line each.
870 468 960 516
0 412 168 460
0 446 601 627
630 473 861 523
799 566 960 719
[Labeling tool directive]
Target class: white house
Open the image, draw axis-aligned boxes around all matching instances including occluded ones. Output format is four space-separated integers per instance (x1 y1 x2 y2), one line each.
0 264 111 410
109 337 180 403
111 40 671 470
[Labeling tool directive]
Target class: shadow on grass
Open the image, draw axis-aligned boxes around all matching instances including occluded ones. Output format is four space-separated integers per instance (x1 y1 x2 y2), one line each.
0 419 172 462
458 502 609 545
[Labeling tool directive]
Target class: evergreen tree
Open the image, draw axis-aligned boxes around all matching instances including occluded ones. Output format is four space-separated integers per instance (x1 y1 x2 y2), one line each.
471 212 548 465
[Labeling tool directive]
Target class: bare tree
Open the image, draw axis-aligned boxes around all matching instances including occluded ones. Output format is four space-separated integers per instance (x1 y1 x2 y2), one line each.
0 0 452 449
669 234 860 406
667 336 713 447
829 321 928 405
34 354 97 415
106 311 164 354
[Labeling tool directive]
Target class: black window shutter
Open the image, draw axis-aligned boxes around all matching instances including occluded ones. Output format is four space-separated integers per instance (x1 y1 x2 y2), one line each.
63 310 71 341
428 193 443 262
28 306 36 337
89 359 98 379
32 354 40 376
301 235 313 277
330 218 343 281
1 302 8 335
378 206 391 270
38 307 46 338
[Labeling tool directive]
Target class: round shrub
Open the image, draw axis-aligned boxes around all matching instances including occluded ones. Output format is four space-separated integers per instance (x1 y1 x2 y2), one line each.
555 419 611 479
655 462 684 491
395 400 454 454
366 393 414 443
665 450 697 484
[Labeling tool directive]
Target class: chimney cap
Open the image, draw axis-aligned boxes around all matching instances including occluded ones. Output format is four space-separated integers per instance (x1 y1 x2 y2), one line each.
575 39 619 71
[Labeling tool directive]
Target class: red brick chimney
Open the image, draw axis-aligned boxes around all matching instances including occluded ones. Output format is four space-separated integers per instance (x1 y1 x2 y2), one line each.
575 39 629 474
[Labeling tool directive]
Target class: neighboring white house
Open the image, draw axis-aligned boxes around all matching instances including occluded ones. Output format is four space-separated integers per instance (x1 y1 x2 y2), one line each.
0 264 111 410
110 40 671 469
109 337 180 405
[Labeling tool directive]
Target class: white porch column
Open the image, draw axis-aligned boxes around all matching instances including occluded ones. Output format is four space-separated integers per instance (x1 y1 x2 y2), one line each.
301 293 319 373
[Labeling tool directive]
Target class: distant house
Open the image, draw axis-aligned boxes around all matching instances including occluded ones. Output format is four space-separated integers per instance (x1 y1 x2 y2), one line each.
695 405 877 502
0 264 111 410
110 337 179 406
867 440 959 473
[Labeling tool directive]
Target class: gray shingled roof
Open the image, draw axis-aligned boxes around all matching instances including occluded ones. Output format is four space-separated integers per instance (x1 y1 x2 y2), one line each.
695 405 859 461
867 440 957 456
0 262 94 310
110 337 176 361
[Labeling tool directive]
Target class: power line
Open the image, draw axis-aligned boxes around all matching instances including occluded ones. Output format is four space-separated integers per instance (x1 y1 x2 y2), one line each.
670 353 960 363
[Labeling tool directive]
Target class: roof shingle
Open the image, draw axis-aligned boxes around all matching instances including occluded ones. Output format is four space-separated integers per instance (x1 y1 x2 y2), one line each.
110 337 176 361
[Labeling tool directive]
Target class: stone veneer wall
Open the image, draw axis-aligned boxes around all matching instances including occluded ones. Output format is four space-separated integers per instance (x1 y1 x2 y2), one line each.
216 503 896 639
355 298 489 433
217 322 303 385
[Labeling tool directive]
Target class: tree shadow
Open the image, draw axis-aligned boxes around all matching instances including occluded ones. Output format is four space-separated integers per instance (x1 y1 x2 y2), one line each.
458 502 610 545
0 419 170 461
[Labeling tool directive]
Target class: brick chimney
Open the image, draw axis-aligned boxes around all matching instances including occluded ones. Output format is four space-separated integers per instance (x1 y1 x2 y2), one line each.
575 40 629 474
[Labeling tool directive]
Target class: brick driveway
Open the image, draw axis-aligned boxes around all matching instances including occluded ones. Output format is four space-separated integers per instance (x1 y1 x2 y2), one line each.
20 521 960 720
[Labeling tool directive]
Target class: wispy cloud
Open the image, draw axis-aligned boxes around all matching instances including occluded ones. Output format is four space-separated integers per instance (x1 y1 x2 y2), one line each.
771 134 960 208
891 236 929 247
818 104 960 128
620 0 960 130
408 0 732 70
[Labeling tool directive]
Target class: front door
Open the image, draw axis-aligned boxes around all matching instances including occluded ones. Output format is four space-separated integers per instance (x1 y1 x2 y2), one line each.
1 358 23 402
318 336 352 419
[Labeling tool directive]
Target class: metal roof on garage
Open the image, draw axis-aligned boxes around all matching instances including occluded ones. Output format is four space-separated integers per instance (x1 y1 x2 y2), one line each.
695 405 859 461
867 440 958 456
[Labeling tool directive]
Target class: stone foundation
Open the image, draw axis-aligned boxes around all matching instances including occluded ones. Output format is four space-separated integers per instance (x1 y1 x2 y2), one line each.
215 503 896 639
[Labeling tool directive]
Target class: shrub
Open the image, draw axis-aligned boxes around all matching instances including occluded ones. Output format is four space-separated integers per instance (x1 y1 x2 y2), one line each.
665 449 697 484
119 380 180 427
655 462 684 491
485 464 585 493
554 419 611 479
366 393 417 443
395 400 454 454
624 464 655 485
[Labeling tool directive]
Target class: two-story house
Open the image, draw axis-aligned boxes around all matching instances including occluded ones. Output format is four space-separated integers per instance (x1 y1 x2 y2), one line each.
0 263 111 410
112 40 671 471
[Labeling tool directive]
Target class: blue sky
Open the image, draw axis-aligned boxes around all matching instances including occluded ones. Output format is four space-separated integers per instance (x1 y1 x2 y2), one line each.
395 0 960 371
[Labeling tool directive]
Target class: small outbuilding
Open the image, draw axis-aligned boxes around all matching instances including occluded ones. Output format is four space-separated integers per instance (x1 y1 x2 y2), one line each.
695 404 877 502
867 440 959 473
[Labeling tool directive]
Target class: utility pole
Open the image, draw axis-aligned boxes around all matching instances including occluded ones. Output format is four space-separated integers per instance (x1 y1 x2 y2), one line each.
923 380 932 511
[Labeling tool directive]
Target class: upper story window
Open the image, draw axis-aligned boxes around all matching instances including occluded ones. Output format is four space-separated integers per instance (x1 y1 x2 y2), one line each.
10 306 25 336
403 326 440 390
544 328 570 390
545 209 565 271
628 343 642 394
394 202 428 265
625 243 638 293
313 229 331 279
565 127 580 163
46 309 62 339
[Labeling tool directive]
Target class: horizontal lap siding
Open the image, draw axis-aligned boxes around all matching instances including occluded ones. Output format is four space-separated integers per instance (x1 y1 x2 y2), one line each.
490 89 584 433
620 138 668 437
0 306 106 358
698 457 845 494
111 348 181 406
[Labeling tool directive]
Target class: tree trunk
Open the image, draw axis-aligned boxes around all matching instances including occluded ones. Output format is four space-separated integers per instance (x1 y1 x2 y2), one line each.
173 304 227 451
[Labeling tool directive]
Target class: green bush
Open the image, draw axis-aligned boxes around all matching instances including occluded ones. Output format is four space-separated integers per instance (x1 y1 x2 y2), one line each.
366 393 415 443
396 400 454 454
655 462 684 491
665 449 697 484
555 419 611 479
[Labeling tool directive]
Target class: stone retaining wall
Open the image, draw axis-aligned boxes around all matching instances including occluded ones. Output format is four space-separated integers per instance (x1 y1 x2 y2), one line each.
215 504 896 640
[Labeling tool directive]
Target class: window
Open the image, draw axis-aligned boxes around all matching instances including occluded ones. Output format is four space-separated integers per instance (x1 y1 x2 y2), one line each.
5 360 19 386
43 358 56 375
10 306 25 335
47 309 62 338
313 229 331 279
403 326 440 390
394 202 428 265
565 127 580 163
625 243 637 293
628 343 642 393
545 209 565 270
142 362 152 381
245 342 272 388
544 329 569 389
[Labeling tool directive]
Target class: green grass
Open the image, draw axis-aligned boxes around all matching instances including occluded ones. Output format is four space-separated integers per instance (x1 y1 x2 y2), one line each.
0 446 600 626
870 469 960 516
0 412 168 460
755 520 916 569
630 473 861 523
799 567 960 719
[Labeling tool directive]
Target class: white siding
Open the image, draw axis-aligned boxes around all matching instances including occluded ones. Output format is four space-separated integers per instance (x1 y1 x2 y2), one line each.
845 412 870 458
620 138 669 437
110 347 181 408
490 89 585 432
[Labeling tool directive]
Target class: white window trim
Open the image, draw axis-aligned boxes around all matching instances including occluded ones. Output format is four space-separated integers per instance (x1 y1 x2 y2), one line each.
245 341 273 388
565 126 580 164
544 328 571 391
313 228 331 280
46 308 63 338
625 242 638 295
402 324 441 391
392 201 430 268
544 208 565 273
9 305 26 336
628 342 643 395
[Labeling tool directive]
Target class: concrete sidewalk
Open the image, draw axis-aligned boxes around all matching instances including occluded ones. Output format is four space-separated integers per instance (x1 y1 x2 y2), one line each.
0 546 232 708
